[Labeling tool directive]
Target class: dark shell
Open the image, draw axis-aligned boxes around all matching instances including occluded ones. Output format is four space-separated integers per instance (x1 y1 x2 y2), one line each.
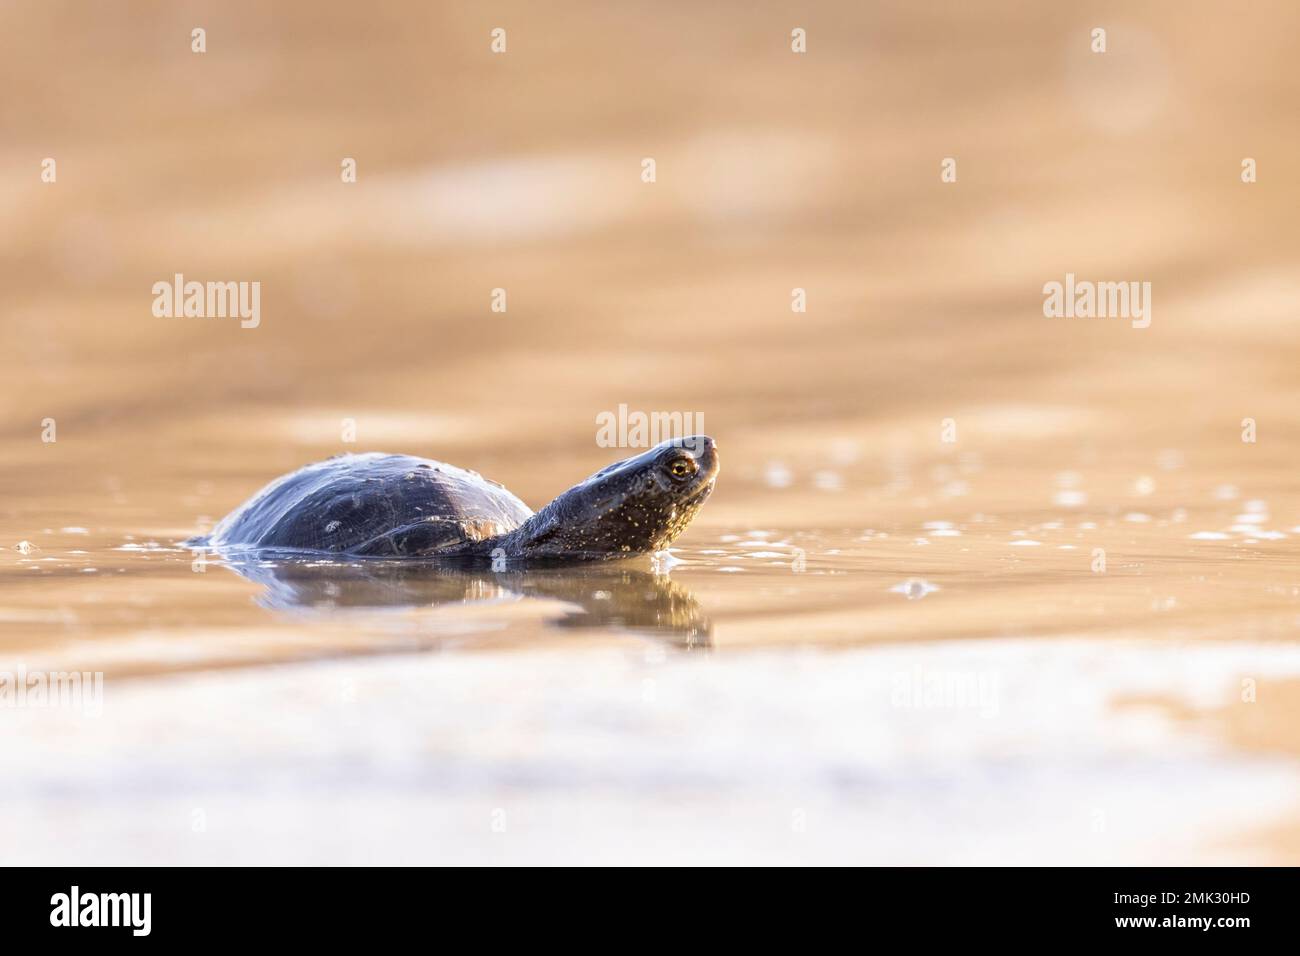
204 453 532 555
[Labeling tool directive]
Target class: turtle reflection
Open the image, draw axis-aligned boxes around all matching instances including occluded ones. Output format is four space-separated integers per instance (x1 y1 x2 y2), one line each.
218 555 711 648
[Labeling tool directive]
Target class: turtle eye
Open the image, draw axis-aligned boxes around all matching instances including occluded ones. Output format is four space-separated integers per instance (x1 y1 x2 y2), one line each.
668 457 697 481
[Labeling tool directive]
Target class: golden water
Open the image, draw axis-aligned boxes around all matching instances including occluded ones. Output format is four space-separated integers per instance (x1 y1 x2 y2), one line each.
2 1 1299 863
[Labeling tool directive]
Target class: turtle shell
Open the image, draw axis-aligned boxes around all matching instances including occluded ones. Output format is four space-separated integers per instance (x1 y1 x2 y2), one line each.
205 453 533 555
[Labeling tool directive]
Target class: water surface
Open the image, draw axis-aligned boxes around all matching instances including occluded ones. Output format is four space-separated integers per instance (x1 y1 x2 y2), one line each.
3 0 1300 864
5 440 1300 864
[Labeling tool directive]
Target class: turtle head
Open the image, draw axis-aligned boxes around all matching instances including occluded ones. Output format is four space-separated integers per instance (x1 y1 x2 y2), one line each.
508 436 719 560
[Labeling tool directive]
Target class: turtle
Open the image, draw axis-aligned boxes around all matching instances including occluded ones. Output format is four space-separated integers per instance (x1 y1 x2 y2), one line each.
189 435 718 563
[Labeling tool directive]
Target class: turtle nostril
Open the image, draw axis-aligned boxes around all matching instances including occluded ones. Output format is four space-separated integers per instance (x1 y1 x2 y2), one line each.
683 435 714 458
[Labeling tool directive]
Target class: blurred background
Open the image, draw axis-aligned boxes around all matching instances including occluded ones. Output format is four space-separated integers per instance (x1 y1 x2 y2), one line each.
4 0 1299 501
2 0 1300 864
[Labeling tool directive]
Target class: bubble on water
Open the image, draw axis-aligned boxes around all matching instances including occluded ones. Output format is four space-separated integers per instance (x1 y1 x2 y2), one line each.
718 566 744 573
81 568 98 573
325 520 342 533
720 534 741 543
829 440 860 465
745 551 788 559
1212 485 1239 501
813 470 843 492
763 462 793 489
1189 531 1231 540
14 540 35 555
1233 513 1265 524
1134 476 1155 496
922 521 961 538
1078 521 1098 530
1010 540 1042 547
651 550 683 574
1252 530 1287 540
891 578 939 600
1124 513 1152 523
1243 499 1268 514
1157 449 1185 471
60 527 89 535
1170 509 1188 523
1054 489 1088 507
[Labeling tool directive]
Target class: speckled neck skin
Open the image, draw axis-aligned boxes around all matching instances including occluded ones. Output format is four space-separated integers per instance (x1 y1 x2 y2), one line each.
485 435 718 562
